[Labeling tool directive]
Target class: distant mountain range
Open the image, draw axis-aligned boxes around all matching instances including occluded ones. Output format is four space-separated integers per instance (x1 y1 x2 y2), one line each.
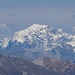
0 24 75 62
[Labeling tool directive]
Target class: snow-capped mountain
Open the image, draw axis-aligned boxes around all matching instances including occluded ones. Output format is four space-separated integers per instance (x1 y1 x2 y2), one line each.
0 24 75 62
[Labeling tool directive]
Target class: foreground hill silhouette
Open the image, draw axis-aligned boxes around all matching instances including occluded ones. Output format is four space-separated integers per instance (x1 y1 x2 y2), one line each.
0 54 75 75
0 54 57 75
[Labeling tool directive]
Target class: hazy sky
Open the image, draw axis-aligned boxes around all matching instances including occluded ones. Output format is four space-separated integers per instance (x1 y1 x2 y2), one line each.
0 0 75 8
0 0 75 40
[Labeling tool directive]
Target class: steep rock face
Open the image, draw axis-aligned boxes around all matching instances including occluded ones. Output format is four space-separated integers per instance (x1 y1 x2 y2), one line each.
0 24 75 61
0 54 57 75
33 57 75 75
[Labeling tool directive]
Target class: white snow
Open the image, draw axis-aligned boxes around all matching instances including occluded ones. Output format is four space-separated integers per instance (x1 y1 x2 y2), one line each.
57 28 63 33
27 24 47 31
66 35 75 47
11 24 47 43
73 48 75 53
0 37 10 48
0 23 75 51
67 41 75 47
0 24 75 62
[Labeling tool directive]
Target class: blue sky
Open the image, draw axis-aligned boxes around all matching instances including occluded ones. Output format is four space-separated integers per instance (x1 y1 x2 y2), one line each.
0 0 75 39
0 0 75 8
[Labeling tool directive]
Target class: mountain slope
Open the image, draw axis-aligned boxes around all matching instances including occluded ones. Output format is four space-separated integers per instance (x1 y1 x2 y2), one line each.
33 57 75 75
0 24 75 62
0 54 57 75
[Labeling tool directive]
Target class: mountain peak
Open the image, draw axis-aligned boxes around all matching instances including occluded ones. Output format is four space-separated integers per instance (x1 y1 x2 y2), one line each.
0 24 74 48
10 24 47 43
26 24 47 31
30 24 47 28
0 24 75 62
